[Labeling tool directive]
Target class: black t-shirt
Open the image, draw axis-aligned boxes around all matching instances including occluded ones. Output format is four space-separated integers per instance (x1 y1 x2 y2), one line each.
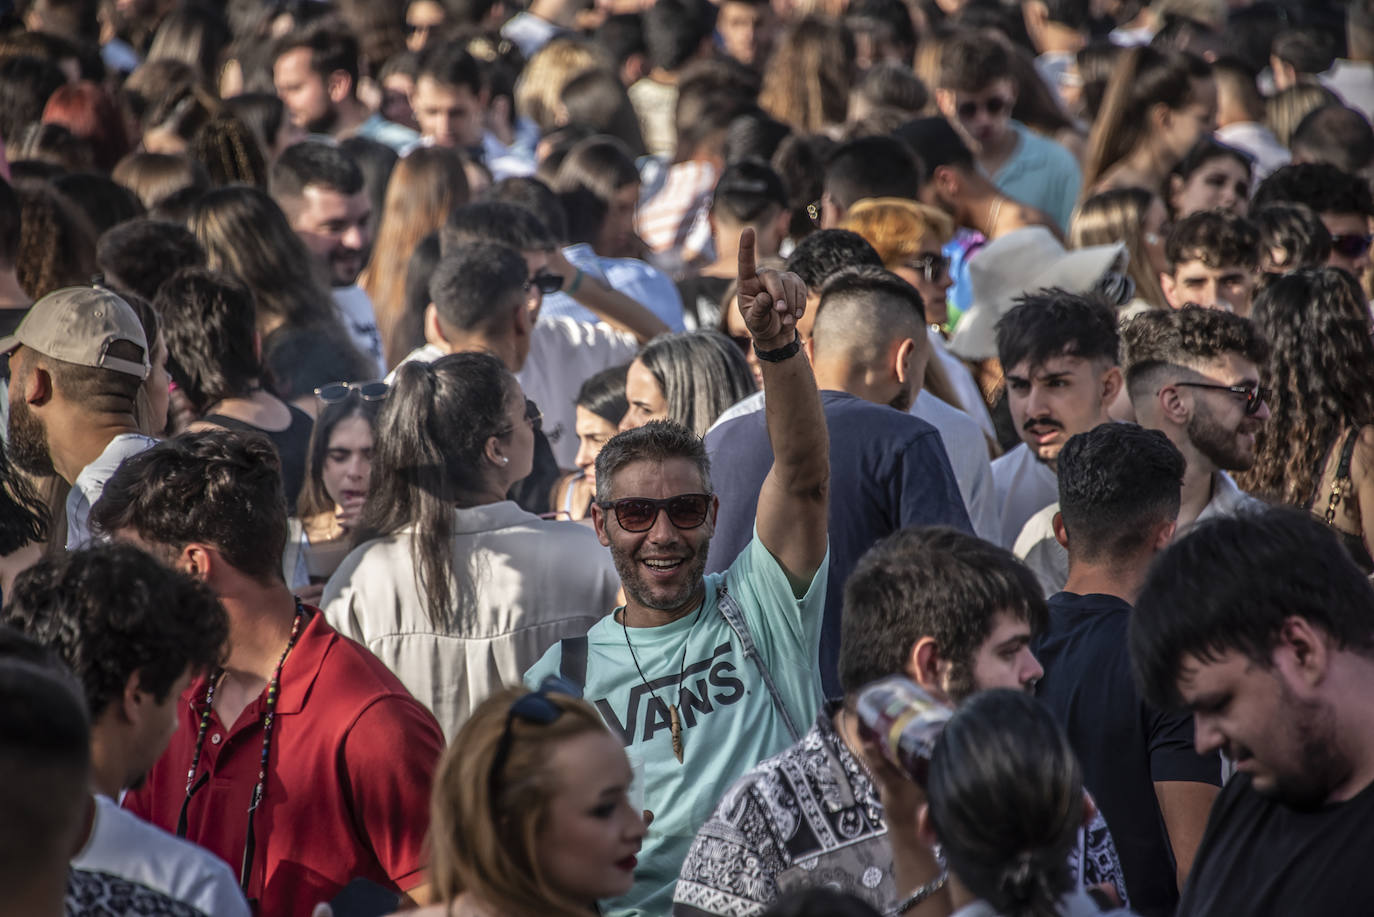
675 275 733 331
1179 771 1374 915
1034 592 1222 917
705 390 973 700
202 406 315 510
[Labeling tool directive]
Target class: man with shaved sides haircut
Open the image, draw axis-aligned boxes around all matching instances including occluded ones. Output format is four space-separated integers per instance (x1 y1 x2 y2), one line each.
706 265 972 699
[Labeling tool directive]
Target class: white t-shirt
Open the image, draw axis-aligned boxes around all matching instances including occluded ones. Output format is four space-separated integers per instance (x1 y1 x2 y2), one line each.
991 442 1059 549
930 328 996 439
67 433 158 549
518 316 638 469
73 795 250 917
332 285 386 378
911 393 1000 543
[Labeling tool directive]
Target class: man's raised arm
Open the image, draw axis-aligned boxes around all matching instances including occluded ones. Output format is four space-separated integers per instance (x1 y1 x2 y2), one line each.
737 227 829 592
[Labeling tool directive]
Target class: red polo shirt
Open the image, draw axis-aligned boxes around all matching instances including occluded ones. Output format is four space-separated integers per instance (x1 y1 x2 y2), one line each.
125 608 445 917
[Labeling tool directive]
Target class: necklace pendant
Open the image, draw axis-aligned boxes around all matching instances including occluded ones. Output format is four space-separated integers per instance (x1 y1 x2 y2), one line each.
670 704 683 763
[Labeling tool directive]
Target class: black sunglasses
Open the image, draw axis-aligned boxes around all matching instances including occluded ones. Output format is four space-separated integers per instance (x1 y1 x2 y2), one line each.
1174 381 1270 415
315 381 388 403
488 676 582 808
957 96 1010 120
527 271 564 295
598 493 713 533
1331 233 1373 259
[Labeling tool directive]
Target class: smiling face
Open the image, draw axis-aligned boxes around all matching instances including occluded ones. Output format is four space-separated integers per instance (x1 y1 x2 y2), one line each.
288 185 373 286
534 730 647 903
1005 354 1116 467
592 457 717 619
1178 648 1345 810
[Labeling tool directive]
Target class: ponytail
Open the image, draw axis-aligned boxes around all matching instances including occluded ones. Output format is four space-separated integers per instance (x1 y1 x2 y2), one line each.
352 354 516 630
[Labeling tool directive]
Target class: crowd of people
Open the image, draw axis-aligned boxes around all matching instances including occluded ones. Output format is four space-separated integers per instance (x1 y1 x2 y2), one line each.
1 0 1374 915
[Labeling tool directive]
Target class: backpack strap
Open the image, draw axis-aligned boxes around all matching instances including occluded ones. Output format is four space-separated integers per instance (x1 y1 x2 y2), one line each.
716 587 802 742
559 635 589 694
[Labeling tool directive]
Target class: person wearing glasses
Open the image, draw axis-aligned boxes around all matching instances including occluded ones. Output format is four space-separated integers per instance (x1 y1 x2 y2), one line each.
934 31 1082 233
407 682 647 917
1033 423 1222 917
153 268 317 509
323 351 620 738
1238 268 1374 574
92 431 446 917
525 229 829 917
1158 211 1262 318
1015 306 1271 596
284 381 386 604
1251 162 1374 282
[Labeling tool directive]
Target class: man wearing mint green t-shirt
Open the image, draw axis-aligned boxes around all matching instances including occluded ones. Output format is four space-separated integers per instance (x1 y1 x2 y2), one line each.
525 229 831 917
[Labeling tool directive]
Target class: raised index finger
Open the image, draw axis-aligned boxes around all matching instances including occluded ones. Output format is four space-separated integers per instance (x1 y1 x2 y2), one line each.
737 226 757 287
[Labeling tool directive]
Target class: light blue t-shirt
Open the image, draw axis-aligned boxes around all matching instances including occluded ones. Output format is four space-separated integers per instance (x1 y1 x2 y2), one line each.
540 243 687 331
525 534 828 917
992 120 1082 233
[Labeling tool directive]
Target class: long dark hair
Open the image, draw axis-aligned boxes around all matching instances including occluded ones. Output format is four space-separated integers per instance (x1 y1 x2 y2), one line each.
296 394 384 519
637 331 757 437
1237 268 1374 505
0 438 49 556
351 353 517 629
927 689 1083 917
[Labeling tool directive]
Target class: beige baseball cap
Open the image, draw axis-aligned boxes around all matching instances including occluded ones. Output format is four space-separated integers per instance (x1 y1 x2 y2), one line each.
0 286 149 379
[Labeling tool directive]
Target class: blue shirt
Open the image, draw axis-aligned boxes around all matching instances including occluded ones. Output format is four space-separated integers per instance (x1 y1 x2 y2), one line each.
992 121 1082 232
541 243 687 331
705 390 972 699
525 534 828 917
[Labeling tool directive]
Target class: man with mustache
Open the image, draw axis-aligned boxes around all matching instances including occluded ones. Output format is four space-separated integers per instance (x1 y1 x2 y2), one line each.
1131 508 1374 916
1034 423 1222 917
991 289 1121 548
1014 306 1270 595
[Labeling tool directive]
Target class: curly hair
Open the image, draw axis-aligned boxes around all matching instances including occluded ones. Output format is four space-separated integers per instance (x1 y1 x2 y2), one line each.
1121 305 1270 399
1251 162 1374 218
1236 268 1374 504
1 544 228 718
1163 210 1261 272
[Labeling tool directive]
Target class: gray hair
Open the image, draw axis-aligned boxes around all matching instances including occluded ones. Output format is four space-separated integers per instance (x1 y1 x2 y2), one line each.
594 420 712 504
637 330 757 438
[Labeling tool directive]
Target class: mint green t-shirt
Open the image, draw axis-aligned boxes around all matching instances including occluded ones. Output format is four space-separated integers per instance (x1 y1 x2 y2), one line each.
525 534 828 917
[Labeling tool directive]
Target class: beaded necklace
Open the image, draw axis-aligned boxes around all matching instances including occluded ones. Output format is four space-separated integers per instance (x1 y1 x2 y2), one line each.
177 603 307 893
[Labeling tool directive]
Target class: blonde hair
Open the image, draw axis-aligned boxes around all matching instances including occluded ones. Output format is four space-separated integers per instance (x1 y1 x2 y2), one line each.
515 37 611 134
1265 80 1340 149
759 17 855 133
430 686 614 917
1070 188 1169 310
358 146 470 368
840 197 954 267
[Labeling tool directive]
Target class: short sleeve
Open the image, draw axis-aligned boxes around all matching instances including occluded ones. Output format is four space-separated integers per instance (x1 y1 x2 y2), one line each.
340 696 446 889
1147 705 1222 786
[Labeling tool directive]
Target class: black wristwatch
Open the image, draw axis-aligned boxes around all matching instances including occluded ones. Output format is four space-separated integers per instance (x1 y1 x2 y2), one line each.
754 332 801 363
